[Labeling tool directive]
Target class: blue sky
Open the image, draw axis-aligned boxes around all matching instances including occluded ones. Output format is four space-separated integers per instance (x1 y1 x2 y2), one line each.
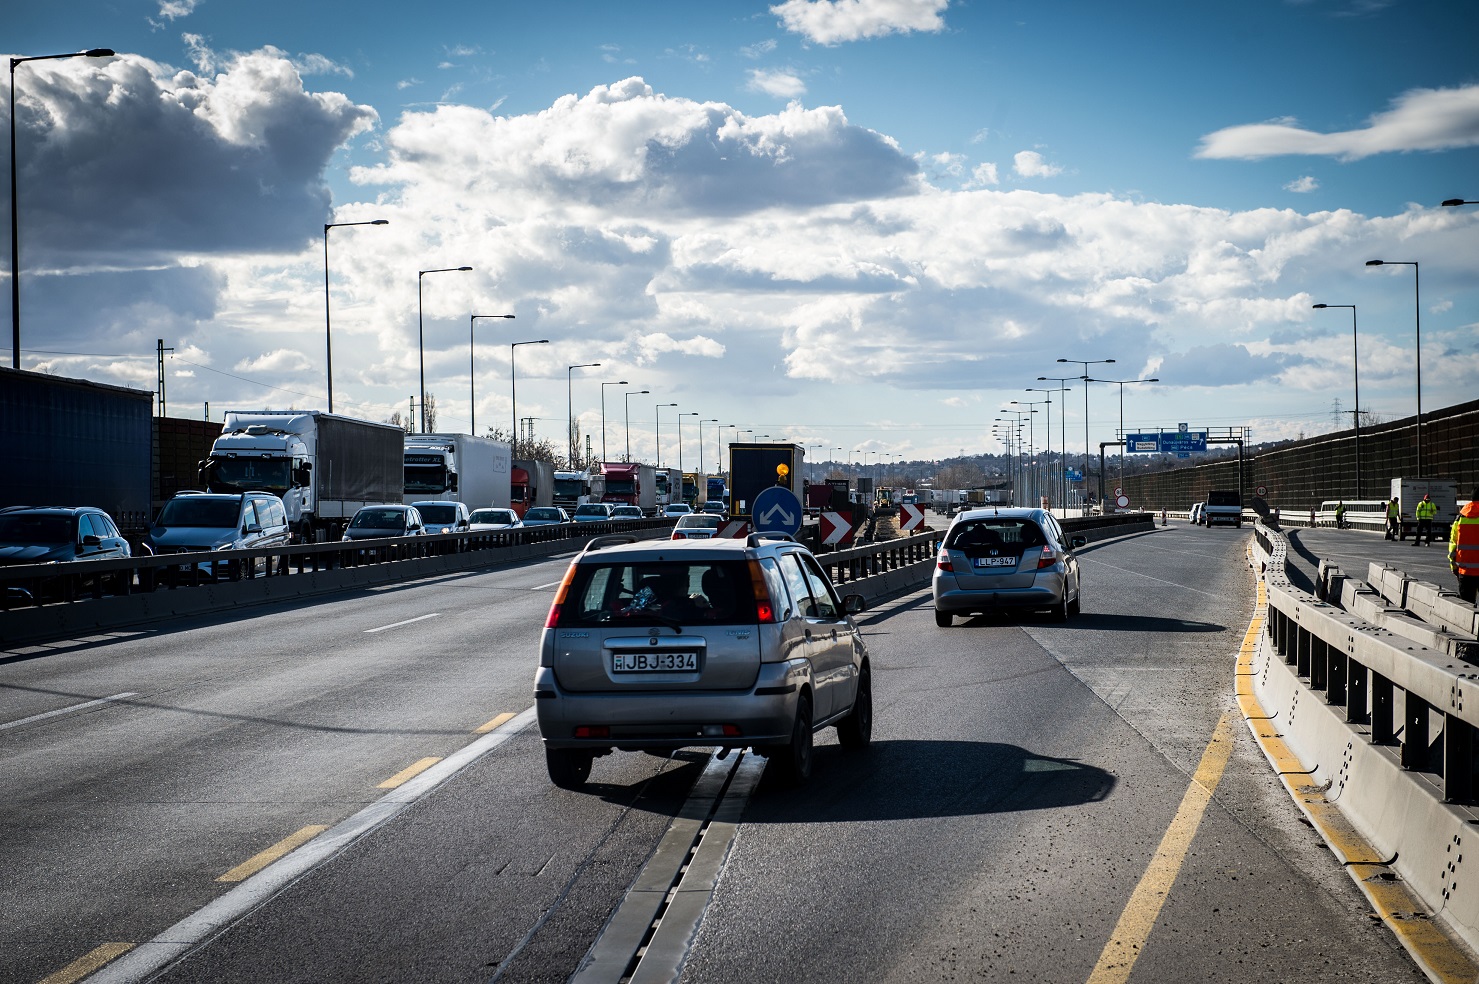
7 0 1478 469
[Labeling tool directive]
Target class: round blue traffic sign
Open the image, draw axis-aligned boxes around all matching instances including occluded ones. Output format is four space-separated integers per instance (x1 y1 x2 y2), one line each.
751 486 802 536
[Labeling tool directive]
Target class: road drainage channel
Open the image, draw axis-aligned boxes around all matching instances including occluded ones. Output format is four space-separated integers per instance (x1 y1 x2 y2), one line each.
570 749 766 984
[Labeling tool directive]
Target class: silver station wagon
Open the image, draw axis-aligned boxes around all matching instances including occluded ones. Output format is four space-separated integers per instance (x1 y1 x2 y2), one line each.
932 507 1085 625
535 534 873 789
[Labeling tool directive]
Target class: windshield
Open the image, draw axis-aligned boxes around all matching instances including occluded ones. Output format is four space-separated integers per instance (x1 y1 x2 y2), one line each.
575 505 608 517
605 478 635 495
211 458 291 494
351 508 406 529
553 478 585 498
404 464 449 495
527 508 562 521
559 560 757 628
416 504 459 525
0 513 72 543
156 497 241 529
471 509 515 524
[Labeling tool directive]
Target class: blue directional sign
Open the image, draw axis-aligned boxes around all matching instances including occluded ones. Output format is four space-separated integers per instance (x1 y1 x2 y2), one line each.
1126 432 1162 453
752 486 802 536
1160 430 1208 456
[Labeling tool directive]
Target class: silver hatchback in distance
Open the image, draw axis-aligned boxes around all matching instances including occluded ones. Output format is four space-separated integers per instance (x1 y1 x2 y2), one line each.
535 534 873 789
932 507 1085 625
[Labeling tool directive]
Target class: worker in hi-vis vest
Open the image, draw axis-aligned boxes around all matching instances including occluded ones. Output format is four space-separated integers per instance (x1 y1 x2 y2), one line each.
1414 493 1438 546
1450 488 1479 603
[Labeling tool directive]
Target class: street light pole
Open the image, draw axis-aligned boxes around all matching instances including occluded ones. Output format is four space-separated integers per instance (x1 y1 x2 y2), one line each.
417 265 472 432
1365 260 1422 477
1057 358 1115 509
509 338 548 452
323 219 388 414
1013 401 1047 505
1083 377 1158 490
469 313 514 436
600 380 628 463
567 363 599 468
679 412 698 477
10 47 113 369
623 388 649 461
1313 303 1361 497
1024 388 1058 507
1037 376 1076 510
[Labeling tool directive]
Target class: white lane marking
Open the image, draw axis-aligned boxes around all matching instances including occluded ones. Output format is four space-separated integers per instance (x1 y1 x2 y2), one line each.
1080 557 1223 599
531 580 563 590
87 707 537 984
1 693 139 731
364 613 440 634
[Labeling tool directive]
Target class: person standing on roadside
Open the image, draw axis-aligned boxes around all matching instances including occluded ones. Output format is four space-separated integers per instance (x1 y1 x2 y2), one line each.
1415 493 1438 546
1335 501 1347 529
1451 489 1479 603
1385 496 1401 540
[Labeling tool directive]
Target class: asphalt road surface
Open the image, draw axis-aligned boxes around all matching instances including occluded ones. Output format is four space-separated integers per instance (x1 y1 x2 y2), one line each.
1 526 1430 983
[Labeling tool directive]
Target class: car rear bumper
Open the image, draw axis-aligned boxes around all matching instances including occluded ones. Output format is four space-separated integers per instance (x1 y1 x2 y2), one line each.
932 578 1064 613
534 659 807 750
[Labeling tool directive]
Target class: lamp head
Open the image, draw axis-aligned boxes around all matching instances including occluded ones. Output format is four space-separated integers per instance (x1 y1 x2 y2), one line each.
1441 199 1466 207
1365 260 1384 267
1312 303 1327 309
85 49 115 57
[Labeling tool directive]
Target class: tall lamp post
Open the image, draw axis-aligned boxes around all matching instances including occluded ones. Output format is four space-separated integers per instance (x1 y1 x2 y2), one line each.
509 338 548 451
654 403 678 466
1037 376 1076 510
567 363 600 468
600 380 628 463
1313 302 1361 497
469 313 514 436
623 388 649 461
1057 358 1115 509
1024 388 1058 507
11 47 114 369
1084 377 1158 490
417 266 472 432
324 218 387 413
1012 401 1047 504
1365 259 1422 477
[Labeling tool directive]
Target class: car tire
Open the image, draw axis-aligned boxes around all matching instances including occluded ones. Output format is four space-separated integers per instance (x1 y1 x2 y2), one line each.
546 748 594 790
935 609 952 628
837 665 872 749
770 693 814 785
1052 593 1069 622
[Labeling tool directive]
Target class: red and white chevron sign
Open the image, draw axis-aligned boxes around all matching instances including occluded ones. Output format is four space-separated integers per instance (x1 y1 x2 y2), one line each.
719 520 749 538
820 511 854 545
899 503 925 531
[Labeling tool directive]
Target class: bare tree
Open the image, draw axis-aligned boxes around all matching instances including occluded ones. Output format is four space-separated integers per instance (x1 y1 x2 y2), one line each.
386 410 413 435
423 393 438 433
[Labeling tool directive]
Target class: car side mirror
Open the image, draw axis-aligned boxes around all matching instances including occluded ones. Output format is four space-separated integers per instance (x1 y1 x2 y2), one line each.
1070 535 1087 548
81 534 102 547
842 594 866 614
243 523 262 535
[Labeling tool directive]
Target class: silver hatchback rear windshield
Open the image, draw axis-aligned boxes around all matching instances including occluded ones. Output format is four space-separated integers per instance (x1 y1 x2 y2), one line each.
560 559 757 627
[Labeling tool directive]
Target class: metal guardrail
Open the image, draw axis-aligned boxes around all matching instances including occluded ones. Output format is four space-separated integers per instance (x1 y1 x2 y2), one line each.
0 518 672 611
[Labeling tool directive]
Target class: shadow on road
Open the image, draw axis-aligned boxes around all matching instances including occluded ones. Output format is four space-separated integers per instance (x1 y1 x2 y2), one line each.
953 611 1225 633
1282 531 1321 594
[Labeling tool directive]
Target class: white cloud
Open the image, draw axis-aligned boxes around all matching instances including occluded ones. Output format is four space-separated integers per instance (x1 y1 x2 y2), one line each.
235 349 315 373
771 0 950 44
157 0 202 21
746 69 807 99
292 53 354 79
741 40 780 59
969 162 999 186
1284 175 1319 193
1013 150 1062 178
1196 84 1479 161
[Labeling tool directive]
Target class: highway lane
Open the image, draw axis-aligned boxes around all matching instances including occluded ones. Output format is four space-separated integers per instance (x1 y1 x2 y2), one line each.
3 527 1432 983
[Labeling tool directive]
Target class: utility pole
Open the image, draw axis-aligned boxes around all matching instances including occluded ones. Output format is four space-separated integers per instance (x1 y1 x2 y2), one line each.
156 338 174 417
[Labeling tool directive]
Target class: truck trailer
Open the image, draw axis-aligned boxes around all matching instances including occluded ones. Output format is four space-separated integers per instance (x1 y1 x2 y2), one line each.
0 367 153 536
727 443 805 522
403 434 511 509
511 459 555 518
654 467 683 509
553 470 604 511
1391 477 1458 539
600 462 657 515
202 410 404 541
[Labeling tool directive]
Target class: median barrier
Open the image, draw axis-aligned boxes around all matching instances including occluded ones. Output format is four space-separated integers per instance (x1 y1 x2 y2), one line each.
1247 518 1479 958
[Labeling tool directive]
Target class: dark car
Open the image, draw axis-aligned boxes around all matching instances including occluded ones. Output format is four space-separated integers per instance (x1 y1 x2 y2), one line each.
0 506 131 565
342 505 426 541
523 506 570 527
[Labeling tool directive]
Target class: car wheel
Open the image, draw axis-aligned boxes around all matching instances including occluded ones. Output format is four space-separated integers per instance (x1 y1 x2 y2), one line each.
1068 588 1081 616
546 747 594 790
1052 593 1069 622
934 608 953 627
837 666 872 749
770 693 814 785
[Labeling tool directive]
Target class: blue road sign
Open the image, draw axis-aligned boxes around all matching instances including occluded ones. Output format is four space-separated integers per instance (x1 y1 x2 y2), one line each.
1160 430 1208 455
752 486 802 536
1126 432 1161 453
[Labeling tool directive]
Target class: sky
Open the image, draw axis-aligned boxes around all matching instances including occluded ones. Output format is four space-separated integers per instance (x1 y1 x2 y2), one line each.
6 0 1479 470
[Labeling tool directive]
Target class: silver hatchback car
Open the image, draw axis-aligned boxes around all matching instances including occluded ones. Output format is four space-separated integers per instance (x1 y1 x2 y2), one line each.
932 507 1085 625
535 534 872 789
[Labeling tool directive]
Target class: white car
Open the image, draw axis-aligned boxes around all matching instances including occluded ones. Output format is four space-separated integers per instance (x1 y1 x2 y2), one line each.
671 514 726 539
663 503 693 518
469 507 522 531
1189 502 1205 525
610 504 645 520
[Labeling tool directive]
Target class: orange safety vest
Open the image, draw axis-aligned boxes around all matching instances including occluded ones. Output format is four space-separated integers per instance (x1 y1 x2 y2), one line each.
1452 501 1479 576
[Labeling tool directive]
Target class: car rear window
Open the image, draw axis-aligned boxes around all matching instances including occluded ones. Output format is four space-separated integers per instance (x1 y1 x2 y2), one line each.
1206 491 1241 507
945 519 1046 554
559 560 757 627
678 515 723 529
417 504 459 524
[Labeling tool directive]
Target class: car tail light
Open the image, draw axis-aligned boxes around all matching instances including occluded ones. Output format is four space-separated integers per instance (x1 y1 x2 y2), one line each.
573 725 610 739
747 559 779 623
544 561 579 628
1037 545 1059 569
936 550 953 572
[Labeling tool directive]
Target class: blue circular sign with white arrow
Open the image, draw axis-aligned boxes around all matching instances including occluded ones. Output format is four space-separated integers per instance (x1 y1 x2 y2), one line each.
751 486 803 536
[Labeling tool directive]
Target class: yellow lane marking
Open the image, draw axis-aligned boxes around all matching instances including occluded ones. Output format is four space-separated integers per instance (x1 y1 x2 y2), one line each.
37 943 134 984
1086 711 1238 984
217 825 329 883
1239 565 1479 983
378 756 442 789
475 712 517 734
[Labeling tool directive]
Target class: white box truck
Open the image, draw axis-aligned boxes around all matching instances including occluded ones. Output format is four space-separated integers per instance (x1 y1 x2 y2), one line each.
203 411 404 541
404 434 512 508
1391 477 1458 540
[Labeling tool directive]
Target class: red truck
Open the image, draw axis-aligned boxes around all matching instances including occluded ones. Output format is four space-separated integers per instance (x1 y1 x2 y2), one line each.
599 462 656 515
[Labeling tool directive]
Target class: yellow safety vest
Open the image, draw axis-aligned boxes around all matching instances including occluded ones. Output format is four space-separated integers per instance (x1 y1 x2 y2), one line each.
1451 502 1479 576
1416 499 1438 520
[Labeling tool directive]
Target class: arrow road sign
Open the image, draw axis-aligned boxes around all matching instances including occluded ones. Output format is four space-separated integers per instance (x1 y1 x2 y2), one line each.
820 511 854 545
752 486 802 535
899 503 925 532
